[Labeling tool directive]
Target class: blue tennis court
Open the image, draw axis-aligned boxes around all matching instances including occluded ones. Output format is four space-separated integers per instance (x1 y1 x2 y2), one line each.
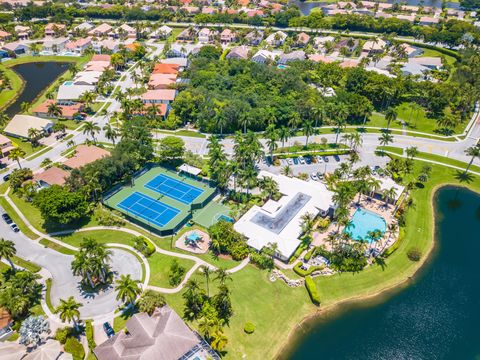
117 192 180 228
144 174 204 205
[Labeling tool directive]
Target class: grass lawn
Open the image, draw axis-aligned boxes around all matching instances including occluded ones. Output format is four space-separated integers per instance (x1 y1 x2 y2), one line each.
55 229 138 248
367 103 466 135
5 136 45 157
154 129 206 138
147 252 195 288
419 48 457 66
377 146 404 155
161 162 480 360
39 238 77 255
0 65 23 111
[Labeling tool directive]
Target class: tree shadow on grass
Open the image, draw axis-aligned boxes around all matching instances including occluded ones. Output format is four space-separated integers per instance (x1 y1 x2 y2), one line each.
454 171 474 184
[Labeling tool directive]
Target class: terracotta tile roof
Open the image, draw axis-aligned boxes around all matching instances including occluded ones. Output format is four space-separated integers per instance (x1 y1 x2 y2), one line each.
140 103 168 116
63 145 110 169
32 100 83 118
141 89 177 102
91 54 111 62
34 167 69 186
152 63 179 74
0 308 12 329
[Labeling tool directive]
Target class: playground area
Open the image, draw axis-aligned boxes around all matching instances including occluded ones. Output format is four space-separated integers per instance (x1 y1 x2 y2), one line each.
175 229 210 254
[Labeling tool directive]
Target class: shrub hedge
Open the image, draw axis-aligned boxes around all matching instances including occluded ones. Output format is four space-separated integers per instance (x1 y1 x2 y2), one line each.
64 337 85 360
86 320 96 350
133 236 155 257
305 275 321 305
244 322 255 334
293 262 324 277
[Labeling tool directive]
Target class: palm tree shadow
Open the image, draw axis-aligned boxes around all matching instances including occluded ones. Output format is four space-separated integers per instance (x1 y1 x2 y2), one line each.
374 256 387 271
454 171 474 184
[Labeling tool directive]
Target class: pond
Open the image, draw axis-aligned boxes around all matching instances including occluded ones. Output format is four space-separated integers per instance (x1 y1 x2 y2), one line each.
4 61 70 118
284 186 480 360
292 0 460 15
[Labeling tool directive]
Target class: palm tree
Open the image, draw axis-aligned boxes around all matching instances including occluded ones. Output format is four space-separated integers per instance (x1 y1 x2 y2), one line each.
68 63 80 77
214 268 232 286
0 239 16 270
278 126 290 148
103 123 118 145
200 265 212 297
211 330 228 352
378 132 394 150
303 120 314 147
259 176 279 200
281 165 292 177
383 187 397 206
115 274 141 306
300 213 315 236
80 91 97 110
385 107 397 130
55 296 82 330
463 145 480 174
20 102 30 114
288 113 301 133
406 146 418 160
47 102 62 118
82 121 100 142
8 148 26 169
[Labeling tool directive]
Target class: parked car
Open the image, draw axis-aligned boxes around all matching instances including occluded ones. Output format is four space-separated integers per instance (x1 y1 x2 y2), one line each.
103 322 115 338
10 223 19 232
310 172 319 181
55 132 67 140
317 171 324 179
305 156 312 165
323 156 329 162
293 157 299 165
316 155 324 163
298 156 306 165
1 213 10 222
287 158 293 165
333 154 341 162
2 174 10 181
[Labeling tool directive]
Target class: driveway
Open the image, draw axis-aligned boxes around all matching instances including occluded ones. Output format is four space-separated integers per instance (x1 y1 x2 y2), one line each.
0 210 142 319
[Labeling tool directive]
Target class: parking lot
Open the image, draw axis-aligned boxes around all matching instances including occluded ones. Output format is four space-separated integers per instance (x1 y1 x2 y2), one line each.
258 151 389 180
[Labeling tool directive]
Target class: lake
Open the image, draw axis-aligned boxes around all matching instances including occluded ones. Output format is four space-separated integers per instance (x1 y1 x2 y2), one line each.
4 61 69 118
285 186 480 360
293 0 460 15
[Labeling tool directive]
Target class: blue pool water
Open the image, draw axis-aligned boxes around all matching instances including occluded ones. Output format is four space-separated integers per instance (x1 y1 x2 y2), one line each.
63 81 74 86
277 64 288 69
344 208 386 242
218 214 234 223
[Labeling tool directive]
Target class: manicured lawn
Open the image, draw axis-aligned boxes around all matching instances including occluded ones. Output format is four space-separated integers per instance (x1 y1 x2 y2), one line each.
5 136 45 157
147 252 195 288
154 129 206 138
55 229 138 248
39 238 77 255
419 48 457 66
0 196 37 239
377 146 403 155
0 65 23 112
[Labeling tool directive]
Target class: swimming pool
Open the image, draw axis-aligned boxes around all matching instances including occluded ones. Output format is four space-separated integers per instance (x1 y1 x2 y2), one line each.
344 208 386 242
63 81 74 86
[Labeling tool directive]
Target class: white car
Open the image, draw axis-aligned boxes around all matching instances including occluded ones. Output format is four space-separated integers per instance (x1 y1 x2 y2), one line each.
287 158 293 165
316 155 324 163
310 172 319 181
298 156 306 164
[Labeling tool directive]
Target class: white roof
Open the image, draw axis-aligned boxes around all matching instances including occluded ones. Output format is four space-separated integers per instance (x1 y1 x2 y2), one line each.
4 115 53 138
73 71 102 85
374 176 405 200
178 164 201 176
161 57 188 67
57 84 95 101
266 31 287 44
252 49 276 61
234 171 334 259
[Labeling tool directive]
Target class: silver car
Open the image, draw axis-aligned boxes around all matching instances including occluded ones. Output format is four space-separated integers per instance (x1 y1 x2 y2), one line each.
310 172 319 181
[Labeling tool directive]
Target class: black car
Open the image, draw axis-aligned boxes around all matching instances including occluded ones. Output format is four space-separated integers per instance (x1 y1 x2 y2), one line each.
323 156 329 162
2 174 10 181
333 154 341 162
305 156 312 164
103 322 115 338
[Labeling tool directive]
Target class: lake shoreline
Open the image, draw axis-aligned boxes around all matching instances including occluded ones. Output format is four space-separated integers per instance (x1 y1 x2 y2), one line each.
275 182 476 359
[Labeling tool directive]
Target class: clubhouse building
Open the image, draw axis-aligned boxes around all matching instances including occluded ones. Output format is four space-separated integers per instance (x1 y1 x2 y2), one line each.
234 171 335 261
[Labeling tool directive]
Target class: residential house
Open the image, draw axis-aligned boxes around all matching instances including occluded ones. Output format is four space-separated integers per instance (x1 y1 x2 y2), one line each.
42 37 68 53
182 6 200 14
117 24 136 39
94 306 217 360
74 22 94 33
295 32 310 47
65 37 92 54
57 83 95 102
220 29 237 44
313 35 335 50
165 44 192 58
72 71 103 86
335 38 358 52
137 103 169 119
3 115 53 139
88 23 113 37
14 25 30 40
45 23 66 37
278 50 305 65
152 63 180 74
85 57 111 72
198 28 217 43
33 167 69 188
362 38 387 55
92 39 119 53
0 134 14 159
226 45 249 60
396 14 416 23
32 99 84 120
0 308 12 341
265 31 287 46
2 42 29 55
202 6 216 14
176 27 197 42
419 16 440 25
339 59 360 68
409 57 442 70
245 30 264 45
0 30 11 42
141 89 177 104
160 57 189 70
400 43 423 58
150 25 172 39
148 73 177 89
308 54 333 63
251 49 276 64
63 145 110 170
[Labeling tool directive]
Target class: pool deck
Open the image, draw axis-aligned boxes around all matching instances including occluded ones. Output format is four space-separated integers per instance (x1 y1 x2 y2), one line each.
312 196 399 254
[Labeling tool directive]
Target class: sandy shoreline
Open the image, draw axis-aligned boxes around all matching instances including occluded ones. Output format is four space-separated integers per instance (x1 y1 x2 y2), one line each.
274 183 472 359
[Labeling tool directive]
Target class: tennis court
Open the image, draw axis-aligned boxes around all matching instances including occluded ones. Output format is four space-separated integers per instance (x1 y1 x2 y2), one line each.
145 174 204 205
118 191 180 228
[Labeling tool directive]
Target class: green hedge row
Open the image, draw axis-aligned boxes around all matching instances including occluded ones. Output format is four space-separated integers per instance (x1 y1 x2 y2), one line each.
293 262 324 277
86 320 96 350
276 150 350 159
305 276 321 305
133 236 155 257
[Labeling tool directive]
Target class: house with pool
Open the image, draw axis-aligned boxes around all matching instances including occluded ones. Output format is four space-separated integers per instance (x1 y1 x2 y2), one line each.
234 171 335 262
